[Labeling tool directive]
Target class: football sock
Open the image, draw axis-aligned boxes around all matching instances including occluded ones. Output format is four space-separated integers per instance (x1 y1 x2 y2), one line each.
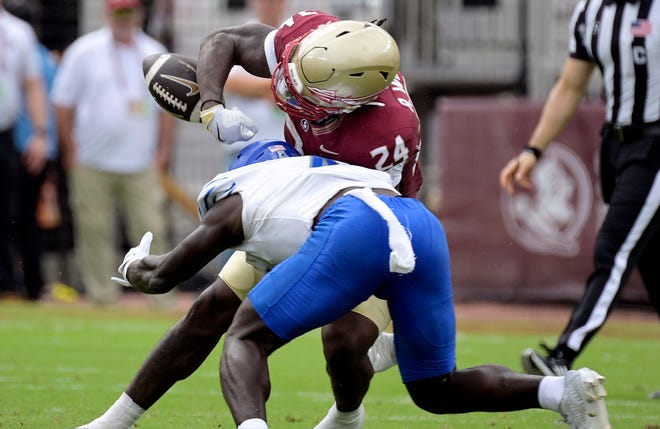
78 392 144 429
237 418 268 429
538 376 565 412
314 403 365 429
367 331 397 373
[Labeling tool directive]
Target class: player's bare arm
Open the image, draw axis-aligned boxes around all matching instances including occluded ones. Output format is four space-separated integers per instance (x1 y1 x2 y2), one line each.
127 194 245 294
198 22 274 109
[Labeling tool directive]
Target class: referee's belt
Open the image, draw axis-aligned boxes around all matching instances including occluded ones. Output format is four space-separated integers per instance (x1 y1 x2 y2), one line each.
604 120 660 143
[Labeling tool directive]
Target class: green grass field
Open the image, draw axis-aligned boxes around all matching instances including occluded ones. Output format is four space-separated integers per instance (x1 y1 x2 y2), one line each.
1 300 658 429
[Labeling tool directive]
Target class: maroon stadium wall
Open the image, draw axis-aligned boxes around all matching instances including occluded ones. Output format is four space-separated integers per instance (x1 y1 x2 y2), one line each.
433 97 648 305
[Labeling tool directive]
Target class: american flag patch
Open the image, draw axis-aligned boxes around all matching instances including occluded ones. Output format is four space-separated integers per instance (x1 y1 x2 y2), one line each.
630 19 652 37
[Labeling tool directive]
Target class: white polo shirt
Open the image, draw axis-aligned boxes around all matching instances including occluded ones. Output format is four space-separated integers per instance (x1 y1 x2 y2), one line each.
51 27 166 173
0 8 41 130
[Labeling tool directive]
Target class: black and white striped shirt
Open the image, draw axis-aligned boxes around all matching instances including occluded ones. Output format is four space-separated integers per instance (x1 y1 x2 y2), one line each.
570 0 660 125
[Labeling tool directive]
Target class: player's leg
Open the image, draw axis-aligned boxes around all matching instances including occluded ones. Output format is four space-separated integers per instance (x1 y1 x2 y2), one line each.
389 202 609 426
79 252 261 429
221 299 287 427
76 252 262 428
124 277 241 407
75 251 263 429
75 277 241 429
121 252 260 410
222 196 393 427
392 279 542 414
123 252 259 409
321 312 378 410
222 303 391 429
406 364 610 429
386 201 528 411
315 297 391 429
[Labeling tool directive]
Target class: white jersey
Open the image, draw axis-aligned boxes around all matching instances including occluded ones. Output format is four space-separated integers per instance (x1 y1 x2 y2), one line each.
197 156 398 271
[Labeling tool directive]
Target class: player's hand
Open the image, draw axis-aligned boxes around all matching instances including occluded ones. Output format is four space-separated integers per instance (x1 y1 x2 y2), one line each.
200 104 258 143
111 231 153 287
499 151 538 195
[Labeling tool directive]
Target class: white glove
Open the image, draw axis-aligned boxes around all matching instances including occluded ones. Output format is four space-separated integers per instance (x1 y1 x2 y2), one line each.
111 231 153 287
200 104 258 143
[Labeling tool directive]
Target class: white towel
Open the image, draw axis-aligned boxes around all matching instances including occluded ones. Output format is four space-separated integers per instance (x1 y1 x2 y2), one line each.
345 188 416 274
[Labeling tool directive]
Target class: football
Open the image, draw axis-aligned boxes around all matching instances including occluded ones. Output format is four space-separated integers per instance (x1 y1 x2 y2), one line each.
143 53 202 123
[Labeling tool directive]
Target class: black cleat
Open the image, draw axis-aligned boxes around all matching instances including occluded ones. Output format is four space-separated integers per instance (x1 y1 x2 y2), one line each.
521 344 569 376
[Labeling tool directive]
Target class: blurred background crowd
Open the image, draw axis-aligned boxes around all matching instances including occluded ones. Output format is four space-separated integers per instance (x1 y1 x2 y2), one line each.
0 0 652 311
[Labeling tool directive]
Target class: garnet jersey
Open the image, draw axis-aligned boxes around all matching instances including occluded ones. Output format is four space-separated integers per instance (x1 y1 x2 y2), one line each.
264 10 423 198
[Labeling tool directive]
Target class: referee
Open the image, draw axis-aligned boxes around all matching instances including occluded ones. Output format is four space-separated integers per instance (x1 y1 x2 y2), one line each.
500 0 660 376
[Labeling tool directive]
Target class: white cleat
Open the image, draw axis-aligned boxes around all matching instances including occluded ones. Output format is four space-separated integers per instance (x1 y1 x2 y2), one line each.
313 403 365 429
559 368 611 429
75 422 96 429
74 419 134 429
367 331 397 373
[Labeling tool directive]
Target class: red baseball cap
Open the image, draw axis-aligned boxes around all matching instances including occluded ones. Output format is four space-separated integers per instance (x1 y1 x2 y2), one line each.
106 0 140 10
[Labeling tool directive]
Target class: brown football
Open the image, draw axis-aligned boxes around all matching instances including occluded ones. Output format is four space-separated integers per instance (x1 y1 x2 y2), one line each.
143 53 201 123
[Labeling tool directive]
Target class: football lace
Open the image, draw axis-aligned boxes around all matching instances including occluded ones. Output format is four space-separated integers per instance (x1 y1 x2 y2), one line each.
151 81 188 112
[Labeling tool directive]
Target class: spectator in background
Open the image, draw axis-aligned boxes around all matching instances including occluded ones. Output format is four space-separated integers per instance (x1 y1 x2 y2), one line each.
5 0 60 302
500 0 660 376
52 0 176 308
7 0 80 302
222 0 289 161
0 0 49 301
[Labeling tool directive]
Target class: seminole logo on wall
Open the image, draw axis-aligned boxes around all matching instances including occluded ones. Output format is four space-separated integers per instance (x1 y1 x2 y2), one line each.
500 143 593 257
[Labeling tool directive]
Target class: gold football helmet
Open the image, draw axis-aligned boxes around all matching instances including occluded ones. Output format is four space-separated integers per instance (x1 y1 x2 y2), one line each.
272 20 400 120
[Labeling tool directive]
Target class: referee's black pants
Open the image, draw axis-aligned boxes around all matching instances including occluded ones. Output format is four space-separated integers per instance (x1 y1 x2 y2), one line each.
556 131 660 363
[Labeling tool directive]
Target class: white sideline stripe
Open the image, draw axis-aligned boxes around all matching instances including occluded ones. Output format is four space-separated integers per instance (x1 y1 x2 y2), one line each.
568 169 660 351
